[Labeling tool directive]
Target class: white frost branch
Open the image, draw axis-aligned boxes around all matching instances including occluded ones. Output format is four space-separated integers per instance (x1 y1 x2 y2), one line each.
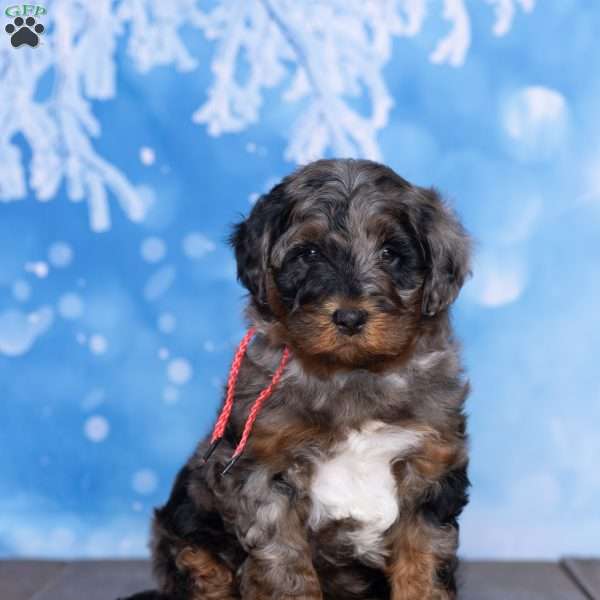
0 0 202 231
430 0 471 67
487 0 535 36
0 0 536 231
431 0 533 67
195 0 535 161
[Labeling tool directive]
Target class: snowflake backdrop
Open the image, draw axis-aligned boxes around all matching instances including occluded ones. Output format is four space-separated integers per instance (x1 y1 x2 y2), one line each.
1 0 534 230
1 0 600 559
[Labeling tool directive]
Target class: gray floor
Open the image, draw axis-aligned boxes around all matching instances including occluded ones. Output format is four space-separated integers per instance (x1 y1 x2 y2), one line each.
0 559 598 600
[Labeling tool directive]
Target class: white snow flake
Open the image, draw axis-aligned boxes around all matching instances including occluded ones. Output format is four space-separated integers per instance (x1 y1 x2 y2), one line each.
0 306 54 357
84 415 110 442
58 293 85 320
12 280 31 302
181 233 216 260
139 146 156 166
25 262 49 279
48 242 74 268
140 237 167 263
132 469 159 495
89 334 109 355
167 358 193 385
157 313 176 334
143 266 176 301
163 386 180 405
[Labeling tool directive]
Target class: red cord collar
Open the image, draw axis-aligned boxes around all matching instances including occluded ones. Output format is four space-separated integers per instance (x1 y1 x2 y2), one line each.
202 327 291 475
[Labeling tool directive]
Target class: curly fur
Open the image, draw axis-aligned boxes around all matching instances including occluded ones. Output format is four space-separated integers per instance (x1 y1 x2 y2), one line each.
122 159 471 600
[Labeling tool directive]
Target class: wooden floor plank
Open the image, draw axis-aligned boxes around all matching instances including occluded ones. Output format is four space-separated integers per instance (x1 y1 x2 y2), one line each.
1 559 599 599
458 561 590 600
562 558 600 600
0 560 67 600
29 561 153 600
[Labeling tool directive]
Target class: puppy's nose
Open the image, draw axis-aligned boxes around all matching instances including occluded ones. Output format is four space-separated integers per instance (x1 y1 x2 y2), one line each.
332 309 368 336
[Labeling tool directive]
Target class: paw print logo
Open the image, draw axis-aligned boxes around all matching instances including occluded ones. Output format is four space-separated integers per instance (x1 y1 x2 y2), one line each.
5 16 45 48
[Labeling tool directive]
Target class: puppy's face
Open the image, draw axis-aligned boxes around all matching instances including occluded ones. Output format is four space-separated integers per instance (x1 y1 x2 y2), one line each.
268 192 425 368
232 160 470 369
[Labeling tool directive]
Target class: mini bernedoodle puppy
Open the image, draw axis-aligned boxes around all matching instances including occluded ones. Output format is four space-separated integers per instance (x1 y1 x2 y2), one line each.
126 158 471 600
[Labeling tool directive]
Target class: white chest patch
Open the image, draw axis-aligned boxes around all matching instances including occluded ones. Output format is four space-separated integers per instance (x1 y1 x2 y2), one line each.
309 420 424 562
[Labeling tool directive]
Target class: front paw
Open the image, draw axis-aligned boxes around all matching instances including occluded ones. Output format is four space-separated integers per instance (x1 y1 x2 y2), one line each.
390 580 455 600
241 557 323 600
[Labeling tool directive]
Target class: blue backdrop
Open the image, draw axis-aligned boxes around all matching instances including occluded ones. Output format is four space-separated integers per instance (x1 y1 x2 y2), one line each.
1 0 599 559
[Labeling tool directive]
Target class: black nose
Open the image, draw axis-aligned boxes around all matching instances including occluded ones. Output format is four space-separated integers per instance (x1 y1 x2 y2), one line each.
332 308 368 335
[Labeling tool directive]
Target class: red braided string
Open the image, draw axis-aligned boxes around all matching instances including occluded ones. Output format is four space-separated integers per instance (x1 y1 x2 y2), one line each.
206 328 291 473
231 347 291 459
210 327 256 443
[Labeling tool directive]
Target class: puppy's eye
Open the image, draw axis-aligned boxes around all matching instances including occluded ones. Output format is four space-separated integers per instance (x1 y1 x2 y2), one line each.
299 246 320 261
380 246 398 262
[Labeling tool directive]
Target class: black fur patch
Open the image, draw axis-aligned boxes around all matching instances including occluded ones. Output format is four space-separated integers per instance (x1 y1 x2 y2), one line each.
154 465 245 565
421 464 470 528
435 556 459 593
230 183 293 313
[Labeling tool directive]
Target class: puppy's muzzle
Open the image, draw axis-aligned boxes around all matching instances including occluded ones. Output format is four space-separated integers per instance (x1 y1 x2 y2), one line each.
332 308 368 336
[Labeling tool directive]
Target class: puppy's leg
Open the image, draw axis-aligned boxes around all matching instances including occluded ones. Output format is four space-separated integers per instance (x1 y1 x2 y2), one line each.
173 546 237 600
386 516 458 600
235 469 322 600
388 448 469 600
151 466 242 600
315 558 390 600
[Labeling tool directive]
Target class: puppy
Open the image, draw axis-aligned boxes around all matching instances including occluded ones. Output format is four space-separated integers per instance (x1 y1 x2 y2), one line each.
128 159 471 600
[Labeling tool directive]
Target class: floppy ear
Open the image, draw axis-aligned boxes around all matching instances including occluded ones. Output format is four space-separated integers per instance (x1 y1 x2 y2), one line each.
229 184 291 314
413 188 471 317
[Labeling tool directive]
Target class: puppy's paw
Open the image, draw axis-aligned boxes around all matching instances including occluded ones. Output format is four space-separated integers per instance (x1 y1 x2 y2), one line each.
242 579 323 600
175 546 237 599
241 556 323 600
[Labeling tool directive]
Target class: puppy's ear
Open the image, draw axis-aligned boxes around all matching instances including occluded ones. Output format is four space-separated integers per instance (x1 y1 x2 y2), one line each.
230 185 291 313
412 188 471 317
